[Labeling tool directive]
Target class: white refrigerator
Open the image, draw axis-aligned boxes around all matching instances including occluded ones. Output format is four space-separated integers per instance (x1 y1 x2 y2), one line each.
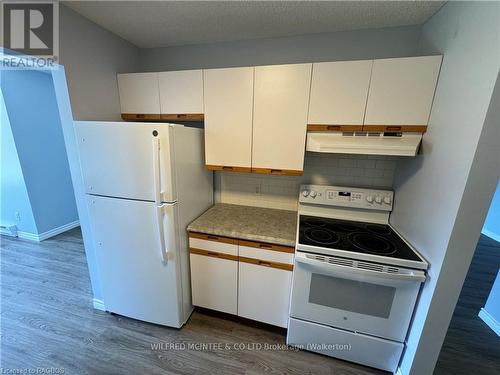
75 121 213 327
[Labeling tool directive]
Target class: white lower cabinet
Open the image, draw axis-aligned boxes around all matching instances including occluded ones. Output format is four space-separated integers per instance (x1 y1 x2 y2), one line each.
189 232 293 327
190 253 238 314
238 261 292 328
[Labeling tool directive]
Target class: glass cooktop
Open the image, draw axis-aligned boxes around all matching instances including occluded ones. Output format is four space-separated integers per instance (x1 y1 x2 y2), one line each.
298 215 422 262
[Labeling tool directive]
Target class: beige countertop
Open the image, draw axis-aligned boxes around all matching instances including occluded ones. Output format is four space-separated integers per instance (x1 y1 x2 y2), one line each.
187 203 298 247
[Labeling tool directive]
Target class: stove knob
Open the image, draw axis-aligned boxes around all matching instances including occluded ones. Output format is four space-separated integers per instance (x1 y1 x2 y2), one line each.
375 196 383 204
384 196 392 204
366 195 374 203
302 190 309 197
310 191 317 198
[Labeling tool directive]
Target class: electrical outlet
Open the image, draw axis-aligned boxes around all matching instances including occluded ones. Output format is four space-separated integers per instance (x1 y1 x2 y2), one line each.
14 212 21 221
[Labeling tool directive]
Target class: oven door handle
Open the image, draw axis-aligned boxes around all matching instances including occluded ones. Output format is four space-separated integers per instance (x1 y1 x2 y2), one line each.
295 253 426 282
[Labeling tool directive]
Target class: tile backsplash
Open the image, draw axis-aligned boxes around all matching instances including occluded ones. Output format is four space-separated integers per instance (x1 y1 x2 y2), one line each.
215 153 397 211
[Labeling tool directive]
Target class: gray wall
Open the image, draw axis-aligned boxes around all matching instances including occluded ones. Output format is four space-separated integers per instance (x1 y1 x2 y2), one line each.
60 5 139 121
390 2 500 374
139 25 421 71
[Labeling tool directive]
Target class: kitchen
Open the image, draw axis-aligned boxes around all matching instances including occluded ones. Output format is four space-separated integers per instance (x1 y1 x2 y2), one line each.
1 2 499 375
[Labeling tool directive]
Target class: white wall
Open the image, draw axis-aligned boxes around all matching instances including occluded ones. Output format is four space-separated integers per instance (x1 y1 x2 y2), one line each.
218 154 396 210
390 2 500 374
139 25 421 71
59 5 139 121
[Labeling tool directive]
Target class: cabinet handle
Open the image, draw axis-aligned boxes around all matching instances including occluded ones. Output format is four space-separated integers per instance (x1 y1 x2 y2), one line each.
207 251 219 257
270 169 283 174
326 125 341 131
258 260 272 267
207 235 219 240
222 166 234 171
177 114 187 119
259 243 272 249
386 126 402 131
136 114 145 119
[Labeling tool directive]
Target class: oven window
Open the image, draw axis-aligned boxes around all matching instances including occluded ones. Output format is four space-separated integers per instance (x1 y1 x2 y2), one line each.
308 273 396 318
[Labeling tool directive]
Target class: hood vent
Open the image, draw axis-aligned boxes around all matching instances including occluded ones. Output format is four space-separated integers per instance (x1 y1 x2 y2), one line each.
306 131 422 157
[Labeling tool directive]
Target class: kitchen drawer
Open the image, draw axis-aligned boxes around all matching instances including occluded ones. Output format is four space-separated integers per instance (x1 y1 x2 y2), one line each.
238 261 292 328
238 241 293 265
190 253 237 314
287 318 403 373
188 232 238 256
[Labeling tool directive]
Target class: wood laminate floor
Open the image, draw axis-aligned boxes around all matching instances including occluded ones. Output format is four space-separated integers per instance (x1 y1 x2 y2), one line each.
1 228 385 375
434 234 500 375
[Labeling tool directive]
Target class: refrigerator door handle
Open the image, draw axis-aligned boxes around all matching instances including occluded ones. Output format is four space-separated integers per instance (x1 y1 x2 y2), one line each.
152 135 162 205
156 204 169 264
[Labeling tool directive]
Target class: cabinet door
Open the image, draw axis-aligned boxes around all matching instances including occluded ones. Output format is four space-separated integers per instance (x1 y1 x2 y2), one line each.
308 60 372 131
252 64 312 174
158 70 204 120
203 67 254 172
238 262 292 328
364 56 442 131
117 73 160 119
189 233 238 314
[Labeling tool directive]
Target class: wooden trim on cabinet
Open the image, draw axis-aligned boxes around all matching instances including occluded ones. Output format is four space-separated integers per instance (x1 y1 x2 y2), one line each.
190 248 238 261
239 256 293 271
206 165 252 173
251 168 303 176
362 125 427 133
188 232 238 245
307 124 363 132
160 113 204 121
121 113 161 121
239 239 295 254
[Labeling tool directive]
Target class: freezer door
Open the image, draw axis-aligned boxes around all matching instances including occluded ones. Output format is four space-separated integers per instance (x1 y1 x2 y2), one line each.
75 121 176 202
87 194 183 327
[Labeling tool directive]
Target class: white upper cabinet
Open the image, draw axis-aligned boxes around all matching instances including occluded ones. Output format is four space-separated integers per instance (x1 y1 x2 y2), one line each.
252 63 312 173
158 70 204 118
364 56 442 128
203 67 254 171
308 60 372 129
117 73 160 116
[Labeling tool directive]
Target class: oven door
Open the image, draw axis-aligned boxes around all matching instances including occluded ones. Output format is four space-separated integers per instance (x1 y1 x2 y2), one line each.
290 251 425 342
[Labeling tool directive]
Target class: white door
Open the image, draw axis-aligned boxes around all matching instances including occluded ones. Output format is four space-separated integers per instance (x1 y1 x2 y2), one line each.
75 122 176 202
308 60 372 128
252 63 312 172
203 67 254 170
117 73 160 115
238 262 292 327
158 70 204 115
364 56 442 127
290 252 425 342
88 195 182 327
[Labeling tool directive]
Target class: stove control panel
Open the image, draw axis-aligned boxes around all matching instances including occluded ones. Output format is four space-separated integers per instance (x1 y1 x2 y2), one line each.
299 184 394 211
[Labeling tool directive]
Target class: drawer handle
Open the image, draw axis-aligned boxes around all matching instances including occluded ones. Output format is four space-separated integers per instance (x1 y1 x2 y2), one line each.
207 251 219 257
258 260 272 267
136 114 145 119
222 166 234 171
270 169 283 174
177 114 187 118
326 125 341 131
207 235 219 240
386 126 402 131
259 243 272 249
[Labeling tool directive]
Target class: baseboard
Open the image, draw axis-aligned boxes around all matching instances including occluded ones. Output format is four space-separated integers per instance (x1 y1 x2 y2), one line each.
15 220 80 242
0 225 18 237
479 308 500 336
93 298 106 311
481 229 500 243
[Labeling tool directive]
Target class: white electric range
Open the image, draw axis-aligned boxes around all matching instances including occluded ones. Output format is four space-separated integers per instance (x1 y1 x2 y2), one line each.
287 184 428 374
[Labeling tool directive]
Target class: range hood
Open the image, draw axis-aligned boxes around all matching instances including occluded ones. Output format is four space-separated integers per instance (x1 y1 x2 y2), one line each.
306 131 423 157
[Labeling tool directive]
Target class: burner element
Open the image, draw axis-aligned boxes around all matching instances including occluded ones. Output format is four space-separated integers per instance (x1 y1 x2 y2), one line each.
327 223 359 233
365 224 392 236
348 232 396 255
305 227 340 246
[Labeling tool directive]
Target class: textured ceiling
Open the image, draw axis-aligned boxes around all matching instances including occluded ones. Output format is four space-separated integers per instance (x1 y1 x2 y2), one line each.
64 1 445 48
